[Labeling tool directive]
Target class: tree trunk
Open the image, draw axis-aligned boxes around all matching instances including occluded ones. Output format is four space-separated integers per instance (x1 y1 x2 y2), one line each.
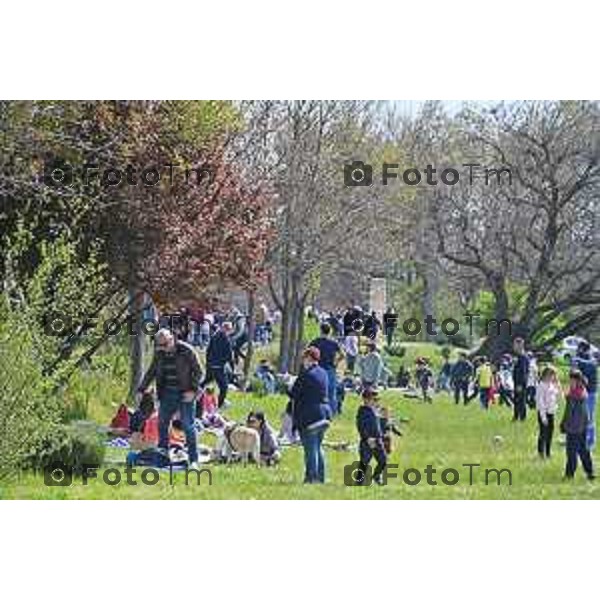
292 297 306 374
129 288 145 400
243 289 256 386
278 294 291 372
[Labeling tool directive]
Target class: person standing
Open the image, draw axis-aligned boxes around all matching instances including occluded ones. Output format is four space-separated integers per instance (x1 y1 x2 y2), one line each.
572 340 598 450
358 341 386 391
383 306 398 347
476 356 493 409
536 366 562 459
203 321 234 408
290 347 332 484
343 331 359 374
138 328 202 469
450 353 473 405
310 323 343 415
512 337 530 421
560 369 595 480
355 388 387 485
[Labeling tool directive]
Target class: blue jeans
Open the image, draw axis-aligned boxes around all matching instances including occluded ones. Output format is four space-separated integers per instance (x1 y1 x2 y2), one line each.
586 391 597 449
325 367 338 414
158 389 198 463
300 424 327 483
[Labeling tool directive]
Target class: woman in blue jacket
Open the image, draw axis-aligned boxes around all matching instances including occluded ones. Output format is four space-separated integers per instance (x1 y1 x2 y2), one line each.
291 347 332 483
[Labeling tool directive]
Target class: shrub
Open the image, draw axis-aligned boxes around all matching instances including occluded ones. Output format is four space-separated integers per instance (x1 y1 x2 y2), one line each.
0 297 63 481
25 422 105 475
384 343 406 358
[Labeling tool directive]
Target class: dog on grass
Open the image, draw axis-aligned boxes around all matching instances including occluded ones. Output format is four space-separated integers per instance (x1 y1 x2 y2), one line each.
215 422 261 465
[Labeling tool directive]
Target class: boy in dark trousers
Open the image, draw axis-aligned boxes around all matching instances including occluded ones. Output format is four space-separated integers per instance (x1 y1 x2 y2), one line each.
355 389 387 485
560 369 595 480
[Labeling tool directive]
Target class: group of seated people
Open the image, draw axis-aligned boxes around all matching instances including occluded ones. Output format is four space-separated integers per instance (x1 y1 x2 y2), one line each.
109 388 282 467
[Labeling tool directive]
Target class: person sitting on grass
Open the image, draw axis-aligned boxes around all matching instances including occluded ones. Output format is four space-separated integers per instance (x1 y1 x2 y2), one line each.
560 369 595 481
255 359 276 395
396 365 410 389
355 388 387 485
129 391 159 448
247 411 281 465
536 365 562 459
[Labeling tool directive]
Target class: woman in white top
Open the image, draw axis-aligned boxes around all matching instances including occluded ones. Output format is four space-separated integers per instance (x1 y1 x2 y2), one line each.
535 365 563 458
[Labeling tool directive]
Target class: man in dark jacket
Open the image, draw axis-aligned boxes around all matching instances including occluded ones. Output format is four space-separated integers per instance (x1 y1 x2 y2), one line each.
572 340 598 449
512 337 530 421
355 388 386 485
138 328 202 467
203 321 234 408
291 347 332 483
450 353 473 405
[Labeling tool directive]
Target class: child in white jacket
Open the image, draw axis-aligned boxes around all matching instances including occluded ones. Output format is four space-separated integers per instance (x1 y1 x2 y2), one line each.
536 366 562 458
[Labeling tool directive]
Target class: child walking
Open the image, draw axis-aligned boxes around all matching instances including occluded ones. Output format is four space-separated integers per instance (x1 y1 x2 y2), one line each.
535 366 561 458
560 369 595 480
476 356 493 409
355 389 387 485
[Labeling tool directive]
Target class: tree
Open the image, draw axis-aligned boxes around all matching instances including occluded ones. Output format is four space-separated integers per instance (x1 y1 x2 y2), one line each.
433 101 600 357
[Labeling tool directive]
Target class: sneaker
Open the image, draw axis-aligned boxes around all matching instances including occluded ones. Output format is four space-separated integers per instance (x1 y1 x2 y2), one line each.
587 474 595 481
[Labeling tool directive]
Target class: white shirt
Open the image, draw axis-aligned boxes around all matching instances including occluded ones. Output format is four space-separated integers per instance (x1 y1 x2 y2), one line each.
344 335 359 357
536 381 560 417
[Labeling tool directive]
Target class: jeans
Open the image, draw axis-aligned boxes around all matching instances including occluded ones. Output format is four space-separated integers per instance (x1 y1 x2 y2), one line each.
513 386 527 421
453 380 469 405
359 439 387 483
325 366 338 415
203 365 229 407
586 391 597 450
537 412 554 458
300 424 327 483
565 432 594 478
158 389 198 463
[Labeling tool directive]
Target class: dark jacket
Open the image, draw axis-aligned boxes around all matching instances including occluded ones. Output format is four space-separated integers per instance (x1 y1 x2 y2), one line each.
139 341 202 395
560 389 589 435
291 364 331 430
513 353 530 388
573 355 597 392
451 359 473 382
206 330 233 367
356 404 382 440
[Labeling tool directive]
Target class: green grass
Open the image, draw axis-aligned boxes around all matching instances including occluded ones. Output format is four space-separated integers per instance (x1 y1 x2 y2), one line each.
2 384 600 499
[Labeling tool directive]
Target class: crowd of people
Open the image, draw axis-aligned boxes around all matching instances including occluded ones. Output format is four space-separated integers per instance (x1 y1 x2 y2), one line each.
110 300 599 486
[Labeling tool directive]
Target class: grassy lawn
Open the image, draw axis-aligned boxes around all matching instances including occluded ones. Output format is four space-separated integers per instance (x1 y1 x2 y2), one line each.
2 381 599 499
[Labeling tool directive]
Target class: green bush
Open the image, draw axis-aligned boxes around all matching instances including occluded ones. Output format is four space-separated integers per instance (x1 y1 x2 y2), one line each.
25 422 105 475
384 343 406 358
0 297 63 481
